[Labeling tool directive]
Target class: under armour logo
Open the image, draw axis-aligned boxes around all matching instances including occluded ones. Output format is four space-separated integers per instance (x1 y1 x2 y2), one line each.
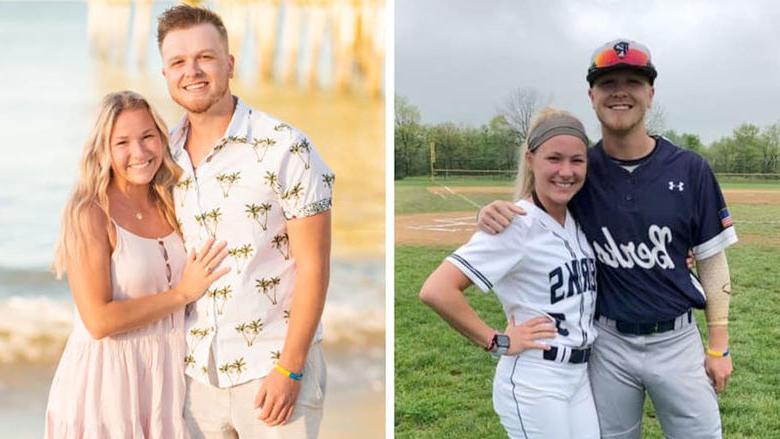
614 41 630 58
668 181 684 191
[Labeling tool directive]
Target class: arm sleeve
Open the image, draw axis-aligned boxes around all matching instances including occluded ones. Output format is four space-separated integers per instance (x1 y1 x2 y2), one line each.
691 158 738 259
446 212 532 293
697 251 732 326
277 131 334 220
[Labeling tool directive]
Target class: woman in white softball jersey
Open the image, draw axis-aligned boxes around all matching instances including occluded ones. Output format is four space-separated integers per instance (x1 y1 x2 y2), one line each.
420 107 599 439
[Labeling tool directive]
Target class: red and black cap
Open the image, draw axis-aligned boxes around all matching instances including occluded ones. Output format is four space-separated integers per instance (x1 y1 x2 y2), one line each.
587 39 657 86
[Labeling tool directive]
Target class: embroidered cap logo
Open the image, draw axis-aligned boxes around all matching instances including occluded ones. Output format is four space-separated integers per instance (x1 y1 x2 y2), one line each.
614 41 630 58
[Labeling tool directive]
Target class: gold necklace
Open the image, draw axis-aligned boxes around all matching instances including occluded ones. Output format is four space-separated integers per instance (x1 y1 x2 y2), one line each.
111 187 150 221
125 200 146 220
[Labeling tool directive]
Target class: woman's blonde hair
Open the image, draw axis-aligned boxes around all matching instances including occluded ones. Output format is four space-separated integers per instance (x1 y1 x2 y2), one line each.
513 106 587 200
53 91 181 278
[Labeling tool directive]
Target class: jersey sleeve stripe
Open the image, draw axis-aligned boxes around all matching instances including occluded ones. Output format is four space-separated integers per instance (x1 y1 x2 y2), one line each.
689 272 706 302
447 253 493 292
692 227 738 260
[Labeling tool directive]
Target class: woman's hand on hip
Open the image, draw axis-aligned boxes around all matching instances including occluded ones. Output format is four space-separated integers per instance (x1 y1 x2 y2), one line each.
504 316 557 355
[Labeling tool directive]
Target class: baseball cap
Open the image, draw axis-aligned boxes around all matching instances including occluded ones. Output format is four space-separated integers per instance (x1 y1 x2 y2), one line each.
586 39 657 86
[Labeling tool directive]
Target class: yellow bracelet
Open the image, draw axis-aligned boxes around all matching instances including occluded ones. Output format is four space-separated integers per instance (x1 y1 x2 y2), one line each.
274 363 303 381
706 347 730 357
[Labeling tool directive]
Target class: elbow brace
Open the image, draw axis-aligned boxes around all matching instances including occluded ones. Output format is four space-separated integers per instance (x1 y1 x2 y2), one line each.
696 251 732 326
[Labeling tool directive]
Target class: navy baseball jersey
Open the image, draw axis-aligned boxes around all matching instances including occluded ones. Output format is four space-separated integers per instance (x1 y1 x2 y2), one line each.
571 137 737 323
448 200 598 349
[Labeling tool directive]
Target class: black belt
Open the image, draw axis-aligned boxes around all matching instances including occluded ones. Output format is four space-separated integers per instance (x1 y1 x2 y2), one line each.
543 346 591 364
607 310 692 335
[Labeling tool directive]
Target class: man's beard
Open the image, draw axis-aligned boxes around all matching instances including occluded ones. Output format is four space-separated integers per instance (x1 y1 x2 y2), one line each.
597 110 645 136
173 85 229 114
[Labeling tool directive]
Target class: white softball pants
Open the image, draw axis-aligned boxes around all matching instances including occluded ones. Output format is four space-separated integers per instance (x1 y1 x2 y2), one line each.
493 351 600 439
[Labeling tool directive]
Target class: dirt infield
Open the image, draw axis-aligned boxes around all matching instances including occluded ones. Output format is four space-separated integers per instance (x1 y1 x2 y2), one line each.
397 186 780 246
722 189 780 204
427 186 512 196
395 211 477 246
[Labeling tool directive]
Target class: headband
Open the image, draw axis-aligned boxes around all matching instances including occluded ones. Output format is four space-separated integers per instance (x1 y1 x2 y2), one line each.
526 115 589 152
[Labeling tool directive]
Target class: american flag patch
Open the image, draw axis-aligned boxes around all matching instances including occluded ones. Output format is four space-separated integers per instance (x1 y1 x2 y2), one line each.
719 208 733 228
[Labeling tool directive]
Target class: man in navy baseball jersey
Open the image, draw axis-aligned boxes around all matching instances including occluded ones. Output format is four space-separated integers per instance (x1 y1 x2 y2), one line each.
478 39 736 438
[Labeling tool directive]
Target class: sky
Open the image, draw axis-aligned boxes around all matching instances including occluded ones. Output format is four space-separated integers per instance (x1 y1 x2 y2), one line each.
395 0 780 144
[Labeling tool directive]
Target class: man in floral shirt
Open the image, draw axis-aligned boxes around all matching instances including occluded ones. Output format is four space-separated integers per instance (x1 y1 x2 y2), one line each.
157 5 333 437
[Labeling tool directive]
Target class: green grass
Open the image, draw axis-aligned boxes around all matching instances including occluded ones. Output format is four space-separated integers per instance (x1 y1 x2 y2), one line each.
728 204 780 238
395 244 780 438
396 176 514 187
718 178 780 189
395 246 505 438
395 185 508 215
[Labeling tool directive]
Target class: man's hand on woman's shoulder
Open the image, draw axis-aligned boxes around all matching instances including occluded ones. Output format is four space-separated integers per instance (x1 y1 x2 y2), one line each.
477 200 526 234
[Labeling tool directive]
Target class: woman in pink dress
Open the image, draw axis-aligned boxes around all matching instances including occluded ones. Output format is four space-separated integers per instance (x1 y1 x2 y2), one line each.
46 91 230 438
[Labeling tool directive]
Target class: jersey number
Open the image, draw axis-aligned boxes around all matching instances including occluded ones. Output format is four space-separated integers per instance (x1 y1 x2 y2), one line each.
548 313 570 336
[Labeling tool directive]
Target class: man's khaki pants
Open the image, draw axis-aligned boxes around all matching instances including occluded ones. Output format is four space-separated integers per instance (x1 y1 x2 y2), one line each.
184 343 326 438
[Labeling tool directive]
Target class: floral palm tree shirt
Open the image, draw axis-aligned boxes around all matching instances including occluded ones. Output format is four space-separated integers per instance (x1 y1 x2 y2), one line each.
170 98 334 387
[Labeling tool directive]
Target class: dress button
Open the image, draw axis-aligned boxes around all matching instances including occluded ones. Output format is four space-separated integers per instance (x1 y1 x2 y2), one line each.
206 156 213 163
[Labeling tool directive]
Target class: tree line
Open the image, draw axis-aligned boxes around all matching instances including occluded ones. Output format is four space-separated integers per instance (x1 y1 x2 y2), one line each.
395 92 780 179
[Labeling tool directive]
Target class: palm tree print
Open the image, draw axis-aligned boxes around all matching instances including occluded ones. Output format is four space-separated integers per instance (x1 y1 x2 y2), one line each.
283 309 290 324
216 286 232 314
232 358 247 374
281 182 304 206
251 137 277 162
271 276 281 296
188 327 213 356
239 243 253 263
227 247 240 269
245 203 272 231
227 135 248 144
235 318 263 346
273 122 292 137
289 139 312 169
271 233 290 260
228 243 253 274
322 173 335 190
176 177 194 207
218 357 247 385
213 135 247 155
216 172 241 198
255 277 278 305
205 208 222 237
207 286 232 315
206 287 218 301
184 354 196 369
271 350 281 363
213 138 228 154
264 171 281 195
194 213 208 230
201 366 208 376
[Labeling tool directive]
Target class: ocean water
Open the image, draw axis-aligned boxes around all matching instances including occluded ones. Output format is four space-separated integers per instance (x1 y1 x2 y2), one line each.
0 2 385 437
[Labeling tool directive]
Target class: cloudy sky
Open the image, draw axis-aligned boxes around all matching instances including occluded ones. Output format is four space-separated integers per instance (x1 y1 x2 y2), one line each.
396 0 780 144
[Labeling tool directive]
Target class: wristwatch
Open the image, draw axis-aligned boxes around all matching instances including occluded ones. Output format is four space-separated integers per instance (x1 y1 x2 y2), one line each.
486 332 511 356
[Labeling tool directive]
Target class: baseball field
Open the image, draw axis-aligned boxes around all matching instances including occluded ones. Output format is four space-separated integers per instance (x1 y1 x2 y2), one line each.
394 176 780 438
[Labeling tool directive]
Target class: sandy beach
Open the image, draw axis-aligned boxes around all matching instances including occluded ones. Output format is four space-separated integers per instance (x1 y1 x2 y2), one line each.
0 359 384 439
